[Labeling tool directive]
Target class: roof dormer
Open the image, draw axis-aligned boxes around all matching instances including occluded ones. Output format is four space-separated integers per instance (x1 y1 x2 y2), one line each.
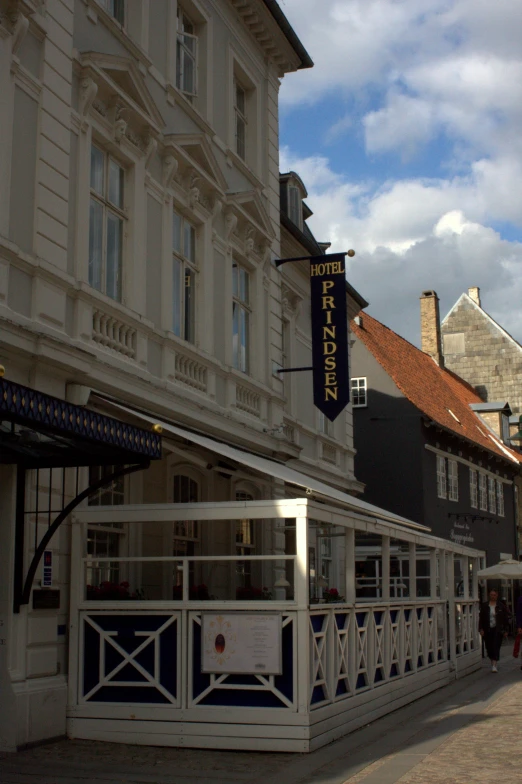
279 171 307 230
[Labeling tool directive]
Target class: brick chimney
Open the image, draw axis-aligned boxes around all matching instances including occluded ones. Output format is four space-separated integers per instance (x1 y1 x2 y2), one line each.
468 286 481 307
420 290 444 367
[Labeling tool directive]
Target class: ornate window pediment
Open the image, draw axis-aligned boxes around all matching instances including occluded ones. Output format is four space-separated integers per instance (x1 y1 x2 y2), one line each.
79 52 164 147
227 190 275 241
163 133 228 194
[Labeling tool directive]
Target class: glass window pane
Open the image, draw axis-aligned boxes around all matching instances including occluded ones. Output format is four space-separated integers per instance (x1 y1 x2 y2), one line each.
106 212 122 300
236 116 246 160
240 307 249 372
108 159 124 208
173 211 182 252
184 267 195 343
90 146 104 195
89 198 103 291
184 222 195 262
240 268 249 304
172 256 182 336
232 301 239 369
182 47 195 94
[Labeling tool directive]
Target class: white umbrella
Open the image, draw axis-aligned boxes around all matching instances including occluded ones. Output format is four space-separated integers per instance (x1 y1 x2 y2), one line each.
477 559 522 579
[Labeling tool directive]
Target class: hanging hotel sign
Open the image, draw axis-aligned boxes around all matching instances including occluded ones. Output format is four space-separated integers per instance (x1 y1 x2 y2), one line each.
309 253 349 421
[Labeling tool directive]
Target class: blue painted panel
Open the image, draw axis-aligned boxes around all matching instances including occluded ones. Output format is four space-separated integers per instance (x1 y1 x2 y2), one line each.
311 615 325 633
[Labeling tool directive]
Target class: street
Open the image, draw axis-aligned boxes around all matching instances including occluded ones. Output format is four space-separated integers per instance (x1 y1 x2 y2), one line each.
1 656 521 784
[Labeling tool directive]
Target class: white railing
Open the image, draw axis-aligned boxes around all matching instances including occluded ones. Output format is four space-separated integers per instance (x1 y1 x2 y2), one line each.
92 309 136 358
309 603 444 708
321 443 337 465
455 601 479 656
236 384 261 417
174 351 207 393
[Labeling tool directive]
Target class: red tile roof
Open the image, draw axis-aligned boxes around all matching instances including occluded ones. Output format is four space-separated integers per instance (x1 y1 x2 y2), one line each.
351 312 522 465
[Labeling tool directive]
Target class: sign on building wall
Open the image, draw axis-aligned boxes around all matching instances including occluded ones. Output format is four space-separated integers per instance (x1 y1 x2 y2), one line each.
202 613 282 674
310 253 350 421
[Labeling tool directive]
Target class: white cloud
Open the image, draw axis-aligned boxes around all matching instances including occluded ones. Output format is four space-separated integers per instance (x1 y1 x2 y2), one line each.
279 147 522 344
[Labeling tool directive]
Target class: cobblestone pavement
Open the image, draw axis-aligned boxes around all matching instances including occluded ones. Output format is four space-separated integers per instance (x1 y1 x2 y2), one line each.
1 657 520 784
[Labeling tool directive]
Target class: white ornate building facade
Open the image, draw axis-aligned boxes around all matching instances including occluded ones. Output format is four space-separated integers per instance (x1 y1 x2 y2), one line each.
0 0 367 749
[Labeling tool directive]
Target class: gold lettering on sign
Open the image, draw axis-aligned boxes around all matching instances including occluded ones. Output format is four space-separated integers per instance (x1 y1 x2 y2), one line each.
312 257 345 412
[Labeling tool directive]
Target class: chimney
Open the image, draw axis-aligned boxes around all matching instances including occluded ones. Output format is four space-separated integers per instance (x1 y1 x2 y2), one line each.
468 286 481 307
420 290 444 367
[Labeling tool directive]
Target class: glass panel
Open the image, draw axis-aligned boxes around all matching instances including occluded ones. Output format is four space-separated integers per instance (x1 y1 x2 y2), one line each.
184 221 195 262
184 267 195 343
90 145 104 194
236 115 245 159
232 261 238 297
172 256 182 336
240 306 249 372
416 554 431 598
88 198 103 291
239 267 249 303
232 301 239 369
355 532 382 600
108 159 124 208
390 539 410 599
236 84 245 114
181 42 196 95
172 211 182 253
106 212 122 300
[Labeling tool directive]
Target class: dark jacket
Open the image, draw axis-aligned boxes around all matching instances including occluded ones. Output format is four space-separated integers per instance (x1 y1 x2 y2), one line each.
479 601 510 634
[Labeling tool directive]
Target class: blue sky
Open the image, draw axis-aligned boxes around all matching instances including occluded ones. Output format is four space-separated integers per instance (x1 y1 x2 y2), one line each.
278 0 522 346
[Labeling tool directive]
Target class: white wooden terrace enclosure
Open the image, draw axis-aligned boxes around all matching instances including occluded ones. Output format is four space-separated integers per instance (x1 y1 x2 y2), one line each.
68 496 483 753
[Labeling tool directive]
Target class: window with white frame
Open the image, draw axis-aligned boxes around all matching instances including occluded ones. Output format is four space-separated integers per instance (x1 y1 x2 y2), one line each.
96 0 124 24
496 480 505 517
176 7 197 99
436 455 447 499
351 377 367 407
448 459 458 501
488 476 496 514
470 469 478 508
89 145 125 301
234 80 247 161
318 411 333 437
479 472 488 510
172 209 196 343
88 464 125 506
232 260 250 373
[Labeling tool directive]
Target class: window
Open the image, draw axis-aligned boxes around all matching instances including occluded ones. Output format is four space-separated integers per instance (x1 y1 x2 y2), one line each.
479 472 488 511
234 81 247 161
288 185 301 227
236 491 255 587
88 464 125 506
448 459 458 501
488 476 496 514
87 464 125 587
172 210 196 342
470 469 478 508
436 455 447 499
318 411 333 437
319 535 332 588
172 475 199 590
232 261 250 373
176 7 197 99
89 145 125 301
351 377 367 407
497 480 505 517
97 0 124 24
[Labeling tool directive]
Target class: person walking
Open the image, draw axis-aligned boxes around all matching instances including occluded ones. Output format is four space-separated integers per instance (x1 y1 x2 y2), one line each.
479 589 509 672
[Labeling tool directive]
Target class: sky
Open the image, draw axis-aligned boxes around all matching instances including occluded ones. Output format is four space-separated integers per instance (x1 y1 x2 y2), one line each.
278 0 522 346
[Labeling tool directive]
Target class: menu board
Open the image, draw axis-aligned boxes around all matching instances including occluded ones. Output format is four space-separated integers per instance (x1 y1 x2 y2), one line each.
202 613 282 675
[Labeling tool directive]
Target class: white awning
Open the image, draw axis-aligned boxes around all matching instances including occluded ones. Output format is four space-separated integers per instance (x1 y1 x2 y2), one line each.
108 401 429 533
